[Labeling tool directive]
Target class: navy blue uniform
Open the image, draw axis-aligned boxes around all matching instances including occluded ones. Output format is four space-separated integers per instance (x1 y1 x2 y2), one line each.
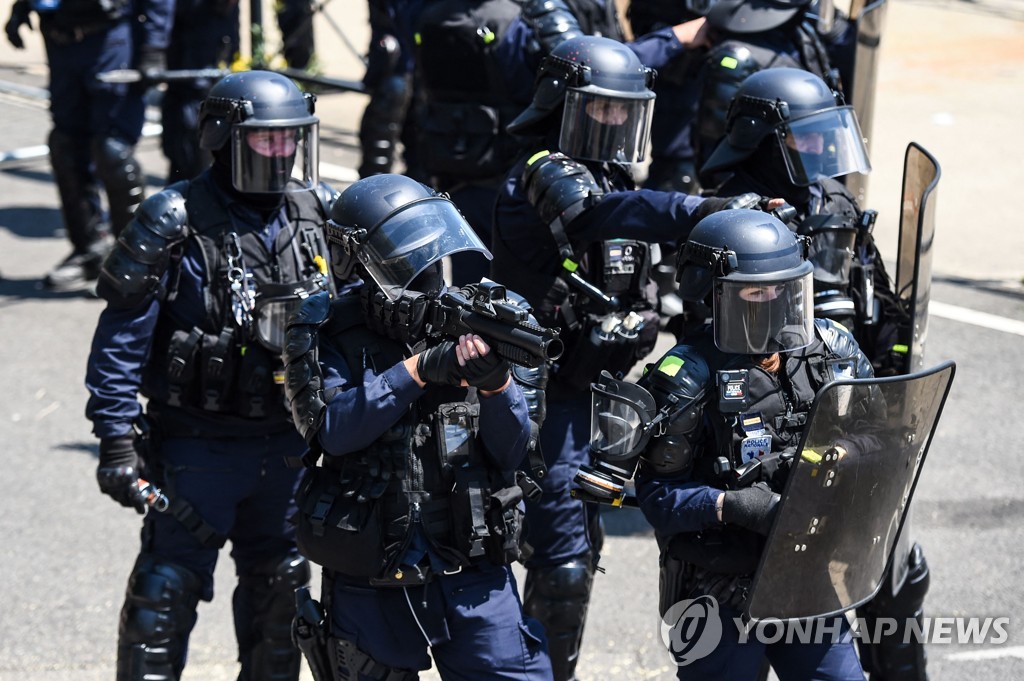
312 305 552 680
85 170 327 680
635 320 868 680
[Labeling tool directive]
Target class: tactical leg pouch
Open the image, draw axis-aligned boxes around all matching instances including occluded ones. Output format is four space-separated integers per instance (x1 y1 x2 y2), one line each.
327 637 417 681
116 554 203 681
235 554 311 681
294 467 386 577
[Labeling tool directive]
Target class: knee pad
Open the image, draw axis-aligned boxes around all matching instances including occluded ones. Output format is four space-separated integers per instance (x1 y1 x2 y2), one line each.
235 554 311 681
117 554 203 681
524 558 595 631
91 136 145 234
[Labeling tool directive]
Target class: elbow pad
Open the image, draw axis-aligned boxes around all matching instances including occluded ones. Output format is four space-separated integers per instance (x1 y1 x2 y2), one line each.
282 291 333 444
520 0 584 55
523 151 604 235
96 188 188 308
816 318 874 379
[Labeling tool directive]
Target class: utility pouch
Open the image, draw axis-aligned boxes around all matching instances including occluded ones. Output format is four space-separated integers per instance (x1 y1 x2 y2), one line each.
199 326 237 412
165 327 204 406
451 465 492 561
485 482 525 565
294 466 386 577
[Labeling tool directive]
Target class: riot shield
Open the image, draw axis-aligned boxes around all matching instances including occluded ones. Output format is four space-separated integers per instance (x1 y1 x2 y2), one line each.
840 0 889 205
894 142 941 375
744 360 955 622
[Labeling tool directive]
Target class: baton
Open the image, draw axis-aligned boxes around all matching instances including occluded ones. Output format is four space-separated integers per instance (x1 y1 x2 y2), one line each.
96 68 233 85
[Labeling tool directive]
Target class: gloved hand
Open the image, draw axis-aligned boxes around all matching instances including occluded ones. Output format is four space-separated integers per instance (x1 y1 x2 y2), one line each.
721 481 780 536
135 45 166 80
415 340 462 386
5 0 32 50
97 436 146 514
457 334 510 392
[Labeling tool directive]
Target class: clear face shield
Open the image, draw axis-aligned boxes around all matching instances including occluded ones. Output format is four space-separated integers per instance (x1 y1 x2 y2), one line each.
560 89 655 163
231 122 319 194
776 107 870 186
356 197 491 300
713 270 814 354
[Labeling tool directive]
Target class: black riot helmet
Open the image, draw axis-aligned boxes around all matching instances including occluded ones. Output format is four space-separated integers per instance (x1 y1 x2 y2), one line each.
325 174 490 299
198 71 319 194
706 0 811 34
507 35 656 163
676 209 814 354
702 67 871 185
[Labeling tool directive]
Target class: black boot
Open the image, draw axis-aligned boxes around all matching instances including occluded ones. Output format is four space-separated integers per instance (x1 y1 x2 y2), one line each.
44 129 112 289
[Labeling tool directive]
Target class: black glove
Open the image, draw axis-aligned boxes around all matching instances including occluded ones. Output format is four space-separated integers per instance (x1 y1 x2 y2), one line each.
460 348 511 392
5 0 31 50
135 45 166 80
415 341 462 386
721 481 780 536
97 436 146 514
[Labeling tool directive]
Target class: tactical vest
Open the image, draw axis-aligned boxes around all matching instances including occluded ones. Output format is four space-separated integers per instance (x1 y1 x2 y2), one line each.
507 159 659 393
414 0 525 184
294 295 526 582
143 179 331 434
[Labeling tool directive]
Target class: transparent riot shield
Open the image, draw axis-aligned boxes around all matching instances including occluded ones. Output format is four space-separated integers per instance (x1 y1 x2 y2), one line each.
841 0 889 205
744 360 955 621
894 142 941 375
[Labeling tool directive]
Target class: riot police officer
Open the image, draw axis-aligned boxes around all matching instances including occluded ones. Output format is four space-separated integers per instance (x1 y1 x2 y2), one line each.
693 0 854 180
4 0 172 289
701 66 931 681
623 209 870 679
282 173 552 680
492 34 736 681
701 67 873 333
84 71 334 681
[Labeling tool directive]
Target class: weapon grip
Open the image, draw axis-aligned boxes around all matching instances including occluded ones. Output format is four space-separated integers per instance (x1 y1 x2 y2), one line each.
495 342 540 369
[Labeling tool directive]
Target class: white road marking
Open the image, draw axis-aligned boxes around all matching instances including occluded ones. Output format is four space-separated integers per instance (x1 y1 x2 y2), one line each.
930 300 1024 337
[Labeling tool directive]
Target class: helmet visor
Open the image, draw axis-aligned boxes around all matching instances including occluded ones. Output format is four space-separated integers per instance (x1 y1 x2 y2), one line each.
714 271 814 354
357 198 491 300
560 89 655 163
231 123 319 193
777 107 870 186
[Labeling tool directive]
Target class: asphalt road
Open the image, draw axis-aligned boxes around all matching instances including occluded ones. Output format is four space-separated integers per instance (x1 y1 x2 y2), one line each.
1 0 1023 679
